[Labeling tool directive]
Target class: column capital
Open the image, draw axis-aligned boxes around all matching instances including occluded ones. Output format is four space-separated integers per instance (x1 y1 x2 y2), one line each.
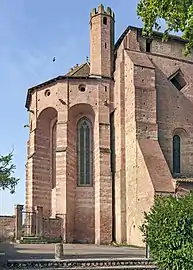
15 204 24 210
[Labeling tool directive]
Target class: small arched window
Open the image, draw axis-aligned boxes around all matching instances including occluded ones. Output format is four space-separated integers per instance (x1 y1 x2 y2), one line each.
77 118 93 186
173 135 181 174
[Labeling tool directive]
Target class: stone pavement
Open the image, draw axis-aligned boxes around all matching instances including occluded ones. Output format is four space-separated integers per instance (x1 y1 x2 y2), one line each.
0 242 146 260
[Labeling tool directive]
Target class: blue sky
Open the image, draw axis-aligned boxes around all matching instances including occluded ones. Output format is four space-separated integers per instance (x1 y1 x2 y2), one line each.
0 0 141 215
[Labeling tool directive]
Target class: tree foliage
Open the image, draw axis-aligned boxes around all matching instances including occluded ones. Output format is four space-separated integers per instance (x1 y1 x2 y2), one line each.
0 152 19 194
137 0 193 55
140 193 193 270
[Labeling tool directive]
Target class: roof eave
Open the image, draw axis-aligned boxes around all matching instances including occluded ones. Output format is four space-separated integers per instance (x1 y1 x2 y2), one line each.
25 75 64 109
114 25 187 54
25 74 110 110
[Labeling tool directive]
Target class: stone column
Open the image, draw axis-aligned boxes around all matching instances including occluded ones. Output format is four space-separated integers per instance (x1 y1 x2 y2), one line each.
35 206 43 237
28 210 36 236
15 204 23 241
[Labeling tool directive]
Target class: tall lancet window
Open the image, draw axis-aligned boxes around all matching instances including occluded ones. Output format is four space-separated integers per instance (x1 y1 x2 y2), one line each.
173 135 181 174
77 118 92 186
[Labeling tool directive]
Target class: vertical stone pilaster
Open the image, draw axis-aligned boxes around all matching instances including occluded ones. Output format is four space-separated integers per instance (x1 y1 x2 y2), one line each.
35 206 43 237
35 212 39 237
27 210 36 236
26 129 35 213
95 122 112 244
32 212 36 235
15 204 23 241
56 120 67 241
55 82 68 242
113 58 127 243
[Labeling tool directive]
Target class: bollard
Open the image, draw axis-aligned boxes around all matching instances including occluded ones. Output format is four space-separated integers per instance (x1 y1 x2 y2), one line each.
55 243 63 260
145 238 150 259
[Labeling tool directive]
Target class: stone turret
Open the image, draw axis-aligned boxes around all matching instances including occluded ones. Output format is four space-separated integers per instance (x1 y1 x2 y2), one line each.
89 4 115 78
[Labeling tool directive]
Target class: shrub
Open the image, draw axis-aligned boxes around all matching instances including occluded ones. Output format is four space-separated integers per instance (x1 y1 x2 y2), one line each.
140 192 193 270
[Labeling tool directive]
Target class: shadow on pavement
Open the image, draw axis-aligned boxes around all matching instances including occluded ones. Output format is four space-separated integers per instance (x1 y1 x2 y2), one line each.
0 242 146 262
0 242 15 268
0 241 55 261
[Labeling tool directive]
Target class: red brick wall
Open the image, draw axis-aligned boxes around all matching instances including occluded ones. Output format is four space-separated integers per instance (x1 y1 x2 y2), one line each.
74 187 95 243
90 5 114 77
27 79 112 244
151 55 193 176
25 5 114 245
25 6 193 247
43 217 62 239
33 108 57 217
67 104 95 243
176 182 193 196
113 28 177 247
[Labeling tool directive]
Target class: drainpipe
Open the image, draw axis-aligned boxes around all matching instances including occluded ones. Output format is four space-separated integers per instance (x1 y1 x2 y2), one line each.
110 110 116 242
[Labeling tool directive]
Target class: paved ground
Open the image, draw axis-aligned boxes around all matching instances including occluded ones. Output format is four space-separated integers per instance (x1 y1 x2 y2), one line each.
0 242 146 260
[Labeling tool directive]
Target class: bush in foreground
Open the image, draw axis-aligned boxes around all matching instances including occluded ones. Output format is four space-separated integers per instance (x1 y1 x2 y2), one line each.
140 193 193 270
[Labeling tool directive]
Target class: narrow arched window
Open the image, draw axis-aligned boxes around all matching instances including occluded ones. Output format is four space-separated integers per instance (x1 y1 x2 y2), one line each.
173 135 181 174
77 118 92 186
103 17 107 25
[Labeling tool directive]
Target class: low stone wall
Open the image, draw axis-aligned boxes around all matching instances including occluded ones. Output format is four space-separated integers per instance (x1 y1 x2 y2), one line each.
0 215 15 242
0 209 63 242
6 258 158 269
43 217 62 240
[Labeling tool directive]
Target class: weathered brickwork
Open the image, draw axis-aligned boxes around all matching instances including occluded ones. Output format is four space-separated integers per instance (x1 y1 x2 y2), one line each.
24 5 193 246
0 216 15 241
43 217 62 239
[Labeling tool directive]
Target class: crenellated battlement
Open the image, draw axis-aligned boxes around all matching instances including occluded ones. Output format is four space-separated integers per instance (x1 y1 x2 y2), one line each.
90 4 115 19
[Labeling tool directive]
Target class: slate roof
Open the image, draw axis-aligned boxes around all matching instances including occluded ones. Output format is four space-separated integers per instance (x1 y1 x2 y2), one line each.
65 62 90 77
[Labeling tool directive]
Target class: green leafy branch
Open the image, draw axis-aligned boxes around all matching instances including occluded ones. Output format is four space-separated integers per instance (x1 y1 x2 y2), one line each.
137 0 193 55
0 152 19 194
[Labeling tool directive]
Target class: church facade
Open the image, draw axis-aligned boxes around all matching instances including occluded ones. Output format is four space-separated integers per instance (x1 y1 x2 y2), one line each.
25 4 193 246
